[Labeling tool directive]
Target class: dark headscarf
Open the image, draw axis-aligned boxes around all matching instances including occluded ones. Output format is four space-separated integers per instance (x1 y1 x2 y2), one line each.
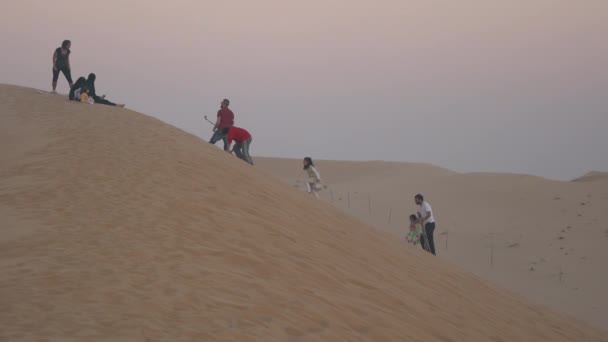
85 73 97 98
303 157 314 170
69 77 86 100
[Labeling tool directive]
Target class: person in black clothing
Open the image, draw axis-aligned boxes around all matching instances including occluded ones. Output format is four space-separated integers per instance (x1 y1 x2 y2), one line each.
85 73 125 107
69 77 86 101
52 40 73 92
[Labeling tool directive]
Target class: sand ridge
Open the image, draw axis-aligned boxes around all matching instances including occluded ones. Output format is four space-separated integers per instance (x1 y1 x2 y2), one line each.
1 84 607 341
256 157 608 330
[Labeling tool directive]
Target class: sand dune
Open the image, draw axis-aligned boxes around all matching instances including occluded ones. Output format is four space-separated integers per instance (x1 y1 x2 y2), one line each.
256 157 608 331
572 171 608 183
1 84 607 341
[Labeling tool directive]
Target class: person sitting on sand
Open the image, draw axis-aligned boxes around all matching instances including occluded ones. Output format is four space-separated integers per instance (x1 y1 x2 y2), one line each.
52 40 73 93
84 73 125 107
79 86 89 103
223 126 253 165
303 157 324 198
405 214 423 245
69 77 86 101
79 86 94 104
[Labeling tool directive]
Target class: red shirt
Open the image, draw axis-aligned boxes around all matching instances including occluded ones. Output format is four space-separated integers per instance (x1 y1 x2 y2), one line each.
227 127 251 145
217 108 234 129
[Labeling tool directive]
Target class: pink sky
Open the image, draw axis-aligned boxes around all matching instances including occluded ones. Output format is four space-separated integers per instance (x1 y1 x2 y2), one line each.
1 0 607 179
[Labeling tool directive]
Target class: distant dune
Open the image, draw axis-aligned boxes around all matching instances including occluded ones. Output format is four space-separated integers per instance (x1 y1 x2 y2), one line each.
572 171 608 183
257 156 608 331
1 84 607 341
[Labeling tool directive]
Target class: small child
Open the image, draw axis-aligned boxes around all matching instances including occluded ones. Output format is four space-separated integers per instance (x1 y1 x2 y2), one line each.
405 214 423 245
303 157 323 198
79 86 90 103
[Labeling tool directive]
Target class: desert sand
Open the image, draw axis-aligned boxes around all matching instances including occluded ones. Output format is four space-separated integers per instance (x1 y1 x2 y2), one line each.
1 84 607 341
256 158 608 331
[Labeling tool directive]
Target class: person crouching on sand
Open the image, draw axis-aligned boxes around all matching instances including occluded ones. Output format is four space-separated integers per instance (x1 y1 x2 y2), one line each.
223 126 254 165
303 157 324 198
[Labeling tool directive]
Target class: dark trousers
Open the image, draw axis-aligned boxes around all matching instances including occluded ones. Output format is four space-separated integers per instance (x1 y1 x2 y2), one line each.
420 222 436 255
92 96 116 106
209 129 228 150
233 137 254 165
52 66 73 84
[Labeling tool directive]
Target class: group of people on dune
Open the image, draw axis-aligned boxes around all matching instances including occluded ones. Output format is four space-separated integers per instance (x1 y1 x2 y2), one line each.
405 194 437 255
51 40 124 107
206 99 254 166
206 99 325 197
54 40 436 256
207 101 436 256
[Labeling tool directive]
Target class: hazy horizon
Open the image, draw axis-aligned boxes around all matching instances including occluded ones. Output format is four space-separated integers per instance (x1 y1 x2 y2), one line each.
2 0 607 180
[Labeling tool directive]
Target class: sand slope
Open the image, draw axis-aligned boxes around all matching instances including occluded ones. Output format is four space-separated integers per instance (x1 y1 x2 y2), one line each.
256 158 608 330
1 84 607 341
573 171 608 183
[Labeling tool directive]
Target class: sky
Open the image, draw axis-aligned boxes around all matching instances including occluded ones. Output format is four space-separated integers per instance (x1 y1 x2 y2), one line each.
1 0 607 180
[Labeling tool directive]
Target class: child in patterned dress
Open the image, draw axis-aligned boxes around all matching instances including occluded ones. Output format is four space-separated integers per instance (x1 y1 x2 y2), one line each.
406 214 423 245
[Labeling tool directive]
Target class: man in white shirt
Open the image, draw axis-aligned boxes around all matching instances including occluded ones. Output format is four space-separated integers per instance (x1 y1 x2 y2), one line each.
415 193 436 255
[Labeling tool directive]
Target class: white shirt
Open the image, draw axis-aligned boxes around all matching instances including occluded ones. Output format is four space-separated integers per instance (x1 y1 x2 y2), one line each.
419 201 435 224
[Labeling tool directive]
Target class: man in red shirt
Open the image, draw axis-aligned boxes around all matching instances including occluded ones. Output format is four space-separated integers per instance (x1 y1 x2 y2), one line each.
223 126 254 165
209 98 235 151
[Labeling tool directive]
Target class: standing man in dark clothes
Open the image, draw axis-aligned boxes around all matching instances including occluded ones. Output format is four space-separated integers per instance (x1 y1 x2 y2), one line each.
52 40 73 92
85 73 125 107
415 194 437 255
209 99 234 151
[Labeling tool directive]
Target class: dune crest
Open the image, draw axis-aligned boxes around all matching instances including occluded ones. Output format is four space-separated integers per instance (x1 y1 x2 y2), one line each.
1 84 606 341
572 171 608 183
